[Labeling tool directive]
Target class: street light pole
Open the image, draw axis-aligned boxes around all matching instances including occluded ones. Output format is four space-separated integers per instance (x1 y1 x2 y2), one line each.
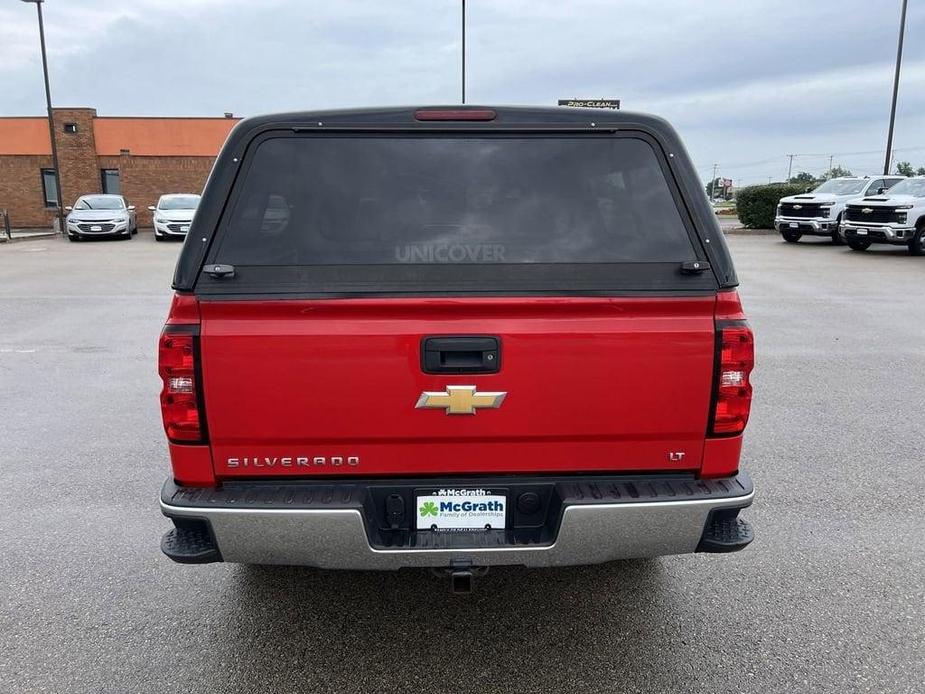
22 0 64 233
461 0 466 104
883 0 908 175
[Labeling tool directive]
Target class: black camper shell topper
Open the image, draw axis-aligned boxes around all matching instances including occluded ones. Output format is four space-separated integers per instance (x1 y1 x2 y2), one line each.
173 106 737 296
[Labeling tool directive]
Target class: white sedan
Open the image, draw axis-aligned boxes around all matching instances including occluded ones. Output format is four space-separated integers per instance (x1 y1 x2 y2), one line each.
149 194 201 242
65 194 137 241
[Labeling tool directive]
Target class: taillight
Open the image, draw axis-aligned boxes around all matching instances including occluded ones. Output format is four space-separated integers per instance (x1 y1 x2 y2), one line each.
158 327 206 443
709 322 754 436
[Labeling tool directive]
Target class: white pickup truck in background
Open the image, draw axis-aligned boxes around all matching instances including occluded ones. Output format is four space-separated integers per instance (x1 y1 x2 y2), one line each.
841 177 925 255
775 176 905 244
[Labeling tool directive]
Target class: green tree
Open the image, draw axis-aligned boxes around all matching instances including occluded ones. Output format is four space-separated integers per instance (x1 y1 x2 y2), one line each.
916 167 925 176
789 171 817 185
822 165 852 180
895 161 915 177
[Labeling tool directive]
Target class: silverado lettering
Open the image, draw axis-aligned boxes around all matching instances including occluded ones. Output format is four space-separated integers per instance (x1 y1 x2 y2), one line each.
158 106 756 588
226 456 360 468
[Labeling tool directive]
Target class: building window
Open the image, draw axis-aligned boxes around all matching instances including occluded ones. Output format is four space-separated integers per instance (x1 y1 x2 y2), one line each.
63 122 78 134
41 168 58 207
101 169 121 195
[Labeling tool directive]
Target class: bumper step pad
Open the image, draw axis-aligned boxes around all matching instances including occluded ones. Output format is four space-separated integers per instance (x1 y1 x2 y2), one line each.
161 523 221 564
697 514 753 553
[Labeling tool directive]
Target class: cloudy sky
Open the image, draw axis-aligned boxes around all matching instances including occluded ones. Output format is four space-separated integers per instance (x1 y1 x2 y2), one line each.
1 0 923 184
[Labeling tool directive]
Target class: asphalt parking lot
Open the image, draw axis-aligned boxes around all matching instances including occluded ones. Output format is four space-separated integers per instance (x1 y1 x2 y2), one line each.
1 232 923 694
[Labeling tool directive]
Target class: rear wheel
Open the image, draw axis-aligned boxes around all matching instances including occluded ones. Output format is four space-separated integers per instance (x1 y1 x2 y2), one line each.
909 226 925 256
847 238 871 252
781 229 802 243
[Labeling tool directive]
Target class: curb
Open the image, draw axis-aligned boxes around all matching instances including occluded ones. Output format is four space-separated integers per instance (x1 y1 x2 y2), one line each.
0 232 59 244
722 228 776 236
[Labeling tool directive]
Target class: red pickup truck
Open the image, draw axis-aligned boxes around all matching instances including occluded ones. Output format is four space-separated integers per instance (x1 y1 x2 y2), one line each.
158 107 755 591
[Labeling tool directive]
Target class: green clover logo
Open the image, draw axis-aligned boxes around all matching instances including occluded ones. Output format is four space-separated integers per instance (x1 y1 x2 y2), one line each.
420 501 438 517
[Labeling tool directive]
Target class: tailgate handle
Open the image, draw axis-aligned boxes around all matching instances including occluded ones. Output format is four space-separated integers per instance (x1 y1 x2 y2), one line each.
422 336 500 374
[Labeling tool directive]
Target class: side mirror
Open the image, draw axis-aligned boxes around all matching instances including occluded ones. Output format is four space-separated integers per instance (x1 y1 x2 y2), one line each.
64 206 72 211
147 205 156 211
877 187 887 195
127 205 136 210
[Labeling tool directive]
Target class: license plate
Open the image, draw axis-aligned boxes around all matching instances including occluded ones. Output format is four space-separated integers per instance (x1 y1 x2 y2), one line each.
856 228 868 235
180 225 189 232
90 225 102 231
788 223 798 229
416 489 506 531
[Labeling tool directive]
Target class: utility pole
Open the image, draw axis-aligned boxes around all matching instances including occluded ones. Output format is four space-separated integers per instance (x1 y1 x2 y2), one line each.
884 0 908 175
786 154 795 182
828 155 834 175
461 0 466 104
710 163 718 200
22 0 64 234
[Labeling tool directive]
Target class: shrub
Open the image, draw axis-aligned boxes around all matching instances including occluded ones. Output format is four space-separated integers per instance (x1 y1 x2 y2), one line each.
736 183 807 229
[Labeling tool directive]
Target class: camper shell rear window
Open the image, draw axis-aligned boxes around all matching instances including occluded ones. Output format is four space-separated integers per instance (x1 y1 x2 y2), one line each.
199 131 712 296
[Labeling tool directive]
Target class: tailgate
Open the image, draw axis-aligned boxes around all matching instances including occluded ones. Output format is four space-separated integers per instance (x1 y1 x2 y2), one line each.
200 296 715 478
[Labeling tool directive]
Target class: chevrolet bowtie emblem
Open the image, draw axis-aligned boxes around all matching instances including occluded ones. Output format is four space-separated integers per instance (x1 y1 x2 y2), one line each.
862 208 873 213
793 204 802 210
415 385 507 415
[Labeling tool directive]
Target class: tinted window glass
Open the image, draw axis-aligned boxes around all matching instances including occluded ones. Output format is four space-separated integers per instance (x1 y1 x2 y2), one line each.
41 168 58 206
215 136 695 266
887 178 925 197
101 169 121 195
882 178 902 191
74 196 125 210
159 195 201 210
813 179 867 195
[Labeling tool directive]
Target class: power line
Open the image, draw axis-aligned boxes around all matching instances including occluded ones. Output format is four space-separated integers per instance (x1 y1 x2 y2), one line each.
708 145 925 174
701 146 925 183
700 146 925 185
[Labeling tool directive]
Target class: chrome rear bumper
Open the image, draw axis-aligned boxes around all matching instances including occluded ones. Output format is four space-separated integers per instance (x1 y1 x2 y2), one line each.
160 473 754 569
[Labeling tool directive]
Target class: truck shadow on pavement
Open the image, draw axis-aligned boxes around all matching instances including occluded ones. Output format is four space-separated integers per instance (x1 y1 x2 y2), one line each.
215 560 686 693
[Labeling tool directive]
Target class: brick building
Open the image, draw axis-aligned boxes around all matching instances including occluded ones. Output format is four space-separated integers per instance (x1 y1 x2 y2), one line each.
0 107 239 228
